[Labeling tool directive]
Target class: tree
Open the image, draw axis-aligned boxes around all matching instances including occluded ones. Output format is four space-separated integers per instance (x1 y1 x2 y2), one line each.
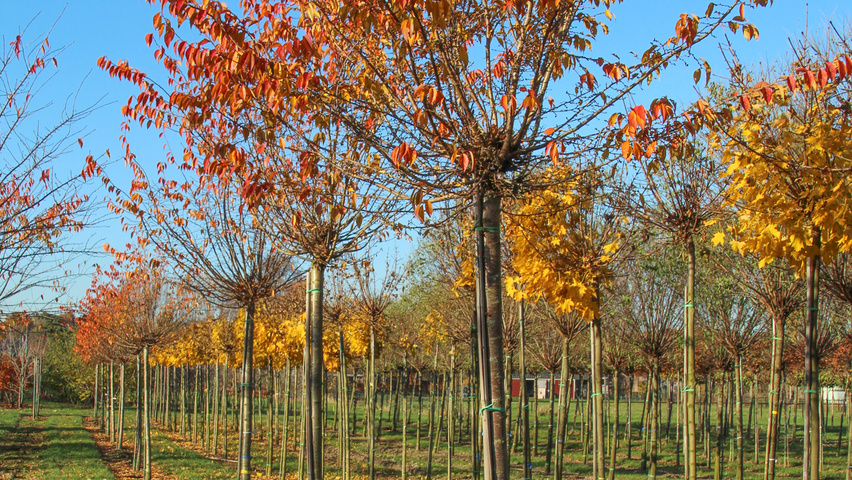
711 40 852 479
125 176 302 480
1 27 97 310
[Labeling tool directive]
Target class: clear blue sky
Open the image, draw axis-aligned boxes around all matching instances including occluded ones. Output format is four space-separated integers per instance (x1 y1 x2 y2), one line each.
1 1 848 313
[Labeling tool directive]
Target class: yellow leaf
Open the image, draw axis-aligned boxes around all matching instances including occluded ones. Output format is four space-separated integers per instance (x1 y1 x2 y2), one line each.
711 231 725 246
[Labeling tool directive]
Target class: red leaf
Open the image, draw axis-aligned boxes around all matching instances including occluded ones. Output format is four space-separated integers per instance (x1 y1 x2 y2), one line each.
761 86 773 103
786 75 797 92
145 33 154 47
826 61 837 80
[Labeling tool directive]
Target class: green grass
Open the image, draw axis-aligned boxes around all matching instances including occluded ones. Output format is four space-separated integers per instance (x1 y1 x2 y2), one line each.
3 394 849 479
0 403 114 479
139 391 852 479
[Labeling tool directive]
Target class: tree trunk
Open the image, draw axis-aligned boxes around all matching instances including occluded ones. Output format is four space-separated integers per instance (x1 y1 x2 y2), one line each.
143 346 152 480
369 323 377 480
118 363 125 450
591 311 605 480
426 351 438 480
448 347 456 480
94 363 99 419
402 356 409 480
608 370 620 480
736 358 744 480
714 373 727 480
475 189 508 480
545 371 556 475
649 366 659 479
337 338 350 480
764 313 785 480
518 302 532 480
134 357 142 471
554 337 570 480
804 247 821 480
110 362 115 443
213 360 220 455
685 237 697 480
280 358 292 480
238 302 257 480
308 262 325 479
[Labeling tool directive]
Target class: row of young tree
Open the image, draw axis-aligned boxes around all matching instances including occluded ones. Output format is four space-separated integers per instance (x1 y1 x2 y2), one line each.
69 2 852 480
75 227 852 480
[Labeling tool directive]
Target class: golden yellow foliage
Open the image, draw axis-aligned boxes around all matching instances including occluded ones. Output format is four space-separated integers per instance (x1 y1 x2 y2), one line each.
719 86 852 272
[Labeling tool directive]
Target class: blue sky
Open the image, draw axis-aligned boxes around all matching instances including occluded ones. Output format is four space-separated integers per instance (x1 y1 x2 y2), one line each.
1 0 849 313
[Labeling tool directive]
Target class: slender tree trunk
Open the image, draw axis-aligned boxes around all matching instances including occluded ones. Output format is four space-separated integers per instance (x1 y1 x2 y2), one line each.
554 337 570 480
222 358 230 459
518 302 532 480
118 363 125 450
426 351 438 480
804 247 821 480
110 362 115 442
764 313 785 480
213 360 220 455
448 347 456 480
402 356 409 480
308 262 325 479
685 237 697 480
339 333 350 480
591 310 605 480
545 371 556 475
280 358 292 480
238 302 257 480
266 364 274 477
94 363 99 420
736 358 744 480
649 366 659 479
608 370 620 480
714 373 727 480
143 346 152 480
134 357 142 471
627 375 634 460
369 323 377 480
469 310 480 480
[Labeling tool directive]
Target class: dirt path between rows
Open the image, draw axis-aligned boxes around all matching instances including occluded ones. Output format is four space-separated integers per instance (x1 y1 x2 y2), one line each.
83 417 171 480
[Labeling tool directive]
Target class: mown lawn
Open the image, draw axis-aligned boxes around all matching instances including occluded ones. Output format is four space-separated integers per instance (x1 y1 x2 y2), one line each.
0 404 114 479
1 397 850 479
